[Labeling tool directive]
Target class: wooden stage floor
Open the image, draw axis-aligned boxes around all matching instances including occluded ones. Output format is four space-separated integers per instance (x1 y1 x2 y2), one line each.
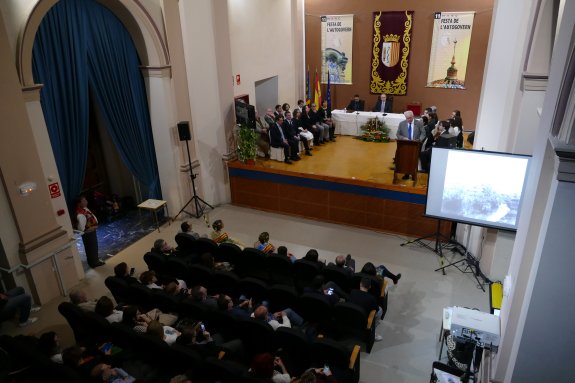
248 136 429 190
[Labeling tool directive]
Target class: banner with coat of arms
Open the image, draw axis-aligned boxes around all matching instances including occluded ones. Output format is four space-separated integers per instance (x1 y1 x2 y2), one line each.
321 15 354 85
370 11 414 95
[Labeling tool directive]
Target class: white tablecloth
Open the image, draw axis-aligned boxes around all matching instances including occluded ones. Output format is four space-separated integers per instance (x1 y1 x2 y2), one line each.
331 110 405 139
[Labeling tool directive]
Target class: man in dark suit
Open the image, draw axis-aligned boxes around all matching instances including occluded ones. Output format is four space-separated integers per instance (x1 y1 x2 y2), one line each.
346 94 365 112
282 111 308 159
269 115 292 164
372 94 393 113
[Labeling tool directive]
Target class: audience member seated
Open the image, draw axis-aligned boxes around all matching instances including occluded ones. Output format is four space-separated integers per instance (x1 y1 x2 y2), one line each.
303 249 325 268
180 221 204 239
210 219 243 246
270 114 294 164
420 120 452 173
302 105 322 146
346 94 365 112
146 319 180 345
277 245 297 263
284 110 311 158
328 254 355 276
310 103 330 143
113 262 139 285
349 277 383 342
304 275 347 304
282 103 291 115
38 331 63 364
91 362 136 383
0 285 39 327
252 305 304 330
152 238 180 257
293 109 315 149
121 305 178 334
255 111 271 158
216 294 253 319
190 286 218 310
69 288 97 312
319 100 335 141
164 281 191 298
265 108 276 126
95 296 123 323
274 104 283 117
361 261 401 285
176 321 244 358
249 353 291 383
139 270 164 290
254 231 276 254
295 367 337 383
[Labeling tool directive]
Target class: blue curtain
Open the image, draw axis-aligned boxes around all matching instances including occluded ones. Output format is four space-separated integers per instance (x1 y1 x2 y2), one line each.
32 0 91 205
32 0 161 205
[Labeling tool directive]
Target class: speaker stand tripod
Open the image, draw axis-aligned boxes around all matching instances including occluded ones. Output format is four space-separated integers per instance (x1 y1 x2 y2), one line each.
174 135 213 220
400 219 452 275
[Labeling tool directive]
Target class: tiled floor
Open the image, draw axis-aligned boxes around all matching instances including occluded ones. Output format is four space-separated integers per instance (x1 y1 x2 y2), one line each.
1 204 489 382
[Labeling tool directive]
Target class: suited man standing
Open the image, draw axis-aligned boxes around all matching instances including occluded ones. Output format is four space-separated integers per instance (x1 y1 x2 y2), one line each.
372 94 393 113
346 94 365 112
396 110 425 180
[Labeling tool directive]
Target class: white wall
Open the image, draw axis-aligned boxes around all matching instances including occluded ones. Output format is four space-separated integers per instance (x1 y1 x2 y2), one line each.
228 0 301 109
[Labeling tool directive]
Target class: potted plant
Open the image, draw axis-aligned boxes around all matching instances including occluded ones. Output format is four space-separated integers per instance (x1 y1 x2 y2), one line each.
237 124 257 164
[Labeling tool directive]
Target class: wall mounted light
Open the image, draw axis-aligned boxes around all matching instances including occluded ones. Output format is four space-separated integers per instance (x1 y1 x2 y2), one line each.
18 182 37 196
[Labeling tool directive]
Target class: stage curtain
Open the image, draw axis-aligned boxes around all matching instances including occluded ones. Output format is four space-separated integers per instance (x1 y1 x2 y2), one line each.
32 0 91 206
370 11 414 96
32 0 161 204
86 4 161 200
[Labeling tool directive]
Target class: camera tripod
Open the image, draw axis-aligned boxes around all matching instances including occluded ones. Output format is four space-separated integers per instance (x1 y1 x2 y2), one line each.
174 137 213 219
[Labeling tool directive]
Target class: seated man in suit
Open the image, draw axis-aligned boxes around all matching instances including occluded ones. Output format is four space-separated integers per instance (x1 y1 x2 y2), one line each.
396 110 426 180
346 94 365 112
269 115 293 164
372 94 393 113
283 111 309 158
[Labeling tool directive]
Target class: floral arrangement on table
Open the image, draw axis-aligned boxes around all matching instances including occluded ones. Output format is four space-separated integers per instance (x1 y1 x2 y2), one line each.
356 118 390 142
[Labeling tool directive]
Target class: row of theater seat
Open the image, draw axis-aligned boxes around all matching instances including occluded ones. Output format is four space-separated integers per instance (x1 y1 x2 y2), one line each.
57 301 360 383
147 238 389 308
105 275 379 353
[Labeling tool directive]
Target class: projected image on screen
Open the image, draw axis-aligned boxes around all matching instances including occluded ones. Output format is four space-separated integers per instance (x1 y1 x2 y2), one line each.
426 148 530 231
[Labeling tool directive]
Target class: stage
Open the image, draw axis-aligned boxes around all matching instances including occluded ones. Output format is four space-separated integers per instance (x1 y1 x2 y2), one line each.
227 136 452 238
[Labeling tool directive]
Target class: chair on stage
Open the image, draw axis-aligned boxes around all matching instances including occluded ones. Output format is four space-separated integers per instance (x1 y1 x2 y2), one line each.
406 101 422 116
394 140 421 183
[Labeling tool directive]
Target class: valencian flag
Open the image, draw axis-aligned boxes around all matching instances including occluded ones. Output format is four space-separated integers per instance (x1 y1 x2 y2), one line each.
305 66 311 106
326 70 332 110
370 11 414 95
314 69 321 106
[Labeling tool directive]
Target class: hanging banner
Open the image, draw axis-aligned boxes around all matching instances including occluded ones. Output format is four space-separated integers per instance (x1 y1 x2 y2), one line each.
321 15 354 85
370 11 414 96
426 11 475 89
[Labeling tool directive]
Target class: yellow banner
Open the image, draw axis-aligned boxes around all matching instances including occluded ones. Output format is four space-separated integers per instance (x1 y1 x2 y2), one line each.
321 15 354 84
426 11 475 89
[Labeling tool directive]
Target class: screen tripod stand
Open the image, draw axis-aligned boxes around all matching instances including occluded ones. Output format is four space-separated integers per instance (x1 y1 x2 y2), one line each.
434 225 486 291
174 122 213 220
400 219 453 274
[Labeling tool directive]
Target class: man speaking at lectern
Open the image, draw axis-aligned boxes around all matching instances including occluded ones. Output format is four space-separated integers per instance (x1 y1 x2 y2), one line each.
396 110 425 180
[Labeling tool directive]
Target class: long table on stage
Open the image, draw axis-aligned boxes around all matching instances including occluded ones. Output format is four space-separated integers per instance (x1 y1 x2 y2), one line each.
332 110 405 138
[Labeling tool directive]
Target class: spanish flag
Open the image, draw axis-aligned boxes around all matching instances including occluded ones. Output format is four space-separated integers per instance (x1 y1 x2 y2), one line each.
314 68 321 106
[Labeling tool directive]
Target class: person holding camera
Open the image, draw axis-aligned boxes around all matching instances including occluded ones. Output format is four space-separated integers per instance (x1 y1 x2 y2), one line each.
113 262 139 285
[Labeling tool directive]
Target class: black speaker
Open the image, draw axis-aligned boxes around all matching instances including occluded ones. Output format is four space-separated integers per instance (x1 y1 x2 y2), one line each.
177 121 191 141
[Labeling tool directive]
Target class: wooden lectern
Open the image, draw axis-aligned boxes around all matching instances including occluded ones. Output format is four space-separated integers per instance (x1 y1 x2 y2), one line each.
394 140 421 182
